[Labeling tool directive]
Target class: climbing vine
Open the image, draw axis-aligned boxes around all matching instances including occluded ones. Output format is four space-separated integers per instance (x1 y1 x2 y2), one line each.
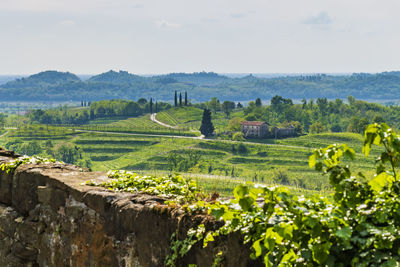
85 170 201 202
167 123 400 266
0 155 60 174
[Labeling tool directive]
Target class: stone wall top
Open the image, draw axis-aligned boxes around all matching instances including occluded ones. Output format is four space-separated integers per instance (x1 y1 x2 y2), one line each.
0 149 258 267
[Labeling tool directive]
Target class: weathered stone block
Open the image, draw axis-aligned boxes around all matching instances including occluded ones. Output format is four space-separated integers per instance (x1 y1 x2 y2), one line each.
0 150 261 267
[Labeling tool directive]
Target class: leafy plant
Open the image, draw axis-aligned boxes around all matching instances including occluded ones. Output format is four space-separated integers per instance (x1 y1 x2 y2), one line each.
168 123 400 266
0 155 59 174
85 170 201 202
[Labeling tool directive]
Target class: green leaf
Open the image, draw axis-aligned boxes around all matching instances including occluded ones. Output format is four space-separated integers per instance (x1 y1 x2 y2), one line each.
343 146 355 160
368 172 394 191
210 207 226 221
252 239 263 257
311 241 331 264
239 196 255 211
203 232 215 247
280 249 297 265
233 184 249 199
335 226 352 242
309 154 316 168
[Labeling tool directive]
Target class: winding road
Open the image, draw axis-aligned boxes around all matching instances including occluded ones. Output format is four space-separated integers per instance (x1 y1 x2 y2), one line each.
150 113 178 129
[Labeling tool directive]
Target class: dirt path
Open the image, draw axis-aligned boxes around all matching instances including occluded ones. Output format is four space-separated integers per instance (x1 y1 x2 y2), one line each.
0 131 8 138
74 129 308 150
150 113 178 129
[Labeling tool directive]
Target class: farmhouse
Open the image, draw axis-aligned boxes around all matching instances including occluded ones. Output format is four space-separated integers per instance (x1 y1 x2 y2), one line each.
241 121 269 138
271 126 296 138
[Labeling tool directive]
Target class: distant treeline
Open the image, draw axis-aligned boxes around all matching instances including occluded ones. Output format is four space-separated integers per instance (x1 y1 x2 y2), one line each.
4 70 400 102
29 99 171 125
242 95 400 134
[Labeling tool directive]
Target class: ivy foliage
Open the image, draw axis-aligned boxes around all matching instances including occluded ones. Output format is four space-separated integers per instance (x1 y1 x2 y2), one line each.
85 170 201 201
0 155 59 174
169 123 400 266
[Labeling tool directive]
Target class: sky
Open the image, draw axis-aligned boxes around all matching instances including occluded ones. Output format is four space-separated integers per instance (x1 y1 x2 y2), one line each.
1 0 400 74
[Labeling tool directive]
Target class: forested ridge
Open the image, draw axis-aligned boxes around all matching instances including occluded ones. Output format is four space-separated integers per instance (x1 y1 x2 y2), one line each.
3 70 400 102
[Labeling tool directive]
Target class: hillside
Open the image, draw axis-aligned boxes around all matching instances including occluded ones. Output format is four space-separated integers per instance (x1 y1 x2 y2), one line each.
2 71 81 88
3 70 400 102
87 70 145 84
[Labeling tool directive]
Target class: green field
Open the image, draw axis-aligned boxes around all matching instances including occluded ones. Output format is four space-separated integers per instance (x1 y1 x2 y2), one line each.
0 121 381 196
0 107 385 196
76 114 198 136
156 106 244 133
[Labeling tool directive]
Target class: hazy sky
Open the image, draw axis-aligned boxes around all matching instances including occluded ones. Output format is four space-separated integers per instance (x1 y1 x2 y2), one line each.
1 0 400 74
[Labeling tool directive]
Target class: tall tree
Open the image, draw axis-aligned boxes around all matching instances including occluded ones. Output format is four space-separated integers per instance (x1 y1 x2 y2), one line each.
255 98 262 107
209 97 220 114
185 91 188 106
179 93 182 106
174 91 178 107
222 101 235 117
149 98 153 113
200 109 214 137
155 101 158 113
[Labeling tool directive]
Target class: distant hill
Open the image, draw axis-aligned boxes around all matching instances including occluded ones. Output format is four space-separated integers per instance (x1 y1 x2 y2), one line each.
2 70 400 102
158 72 229 86
87 70 145 84
2 71 81 89
0 75 26 86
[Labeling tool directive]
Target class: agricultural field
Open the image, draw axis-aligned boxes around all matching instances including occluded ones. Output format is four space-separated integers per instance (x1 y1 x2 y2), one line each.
0 121 381 196
156 106 244 133
77 114 198 136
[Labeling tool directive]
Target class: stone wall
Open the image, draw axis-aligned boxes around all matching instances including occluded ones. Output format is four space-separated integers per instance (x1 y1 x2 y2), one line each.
0 149 259 267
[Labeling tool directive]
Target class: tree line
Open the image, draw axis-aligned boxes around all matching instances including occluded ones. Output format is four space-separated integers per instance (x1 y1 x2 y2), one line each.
242 95 400 134
29 99 171 125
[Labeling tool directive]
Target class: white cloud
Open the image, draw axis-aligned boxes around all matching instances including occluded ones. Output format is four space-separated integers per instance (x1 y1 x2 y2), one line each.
155 20 180 29
59 20 75 26
303 12 333 25
230 13 245 19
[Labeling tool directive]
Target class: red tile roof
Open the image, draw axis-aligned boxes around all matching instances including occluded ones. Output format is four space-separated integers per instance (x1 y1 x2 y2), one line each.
241 121 266 126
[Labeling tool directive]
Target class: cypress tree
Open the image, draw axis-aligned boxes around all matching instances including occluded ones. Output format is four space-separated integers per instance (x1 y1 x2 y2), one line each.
155 101 158 113
255 98 262 107
185 91 188 106
200 109 214 137
179 93 182 106
150 98 153 113
174 91 177 107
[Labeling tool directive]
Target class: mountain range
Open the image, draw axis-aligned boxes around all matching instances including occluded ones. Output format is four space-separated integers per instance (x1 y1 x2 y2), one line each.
1 70 400 102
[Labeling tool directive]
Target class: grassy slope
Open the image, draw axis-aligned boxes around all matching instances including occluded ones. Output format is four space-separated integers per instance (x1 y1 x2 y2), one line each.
156 106 244 133
0 118 382 196
76 114 197 136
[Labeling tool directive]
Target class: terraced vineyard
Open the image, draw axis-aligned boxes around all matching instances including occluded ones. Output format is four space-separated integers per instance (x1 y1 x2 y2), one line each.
77 114 197 136
156 106 244 133
0 116 381 196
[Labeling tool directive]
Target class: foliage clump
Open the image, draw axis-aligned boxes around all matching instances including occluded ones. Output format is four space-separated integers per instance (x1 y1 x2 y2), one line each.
86 170 201 202
168 123 400 266
0 155 60 174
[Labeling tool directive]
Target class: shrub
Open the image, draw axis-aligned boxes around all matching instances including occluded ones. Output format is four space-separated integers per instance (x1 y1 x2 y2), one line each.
232 132 244 141
168 123 400 266
237 143 248 154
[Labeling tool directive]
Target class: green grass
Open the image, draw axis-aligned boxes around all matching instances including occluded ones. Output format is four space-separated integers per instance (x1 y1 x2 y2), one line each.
76 114 198 136
0 121 384 196
156 106 244 133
